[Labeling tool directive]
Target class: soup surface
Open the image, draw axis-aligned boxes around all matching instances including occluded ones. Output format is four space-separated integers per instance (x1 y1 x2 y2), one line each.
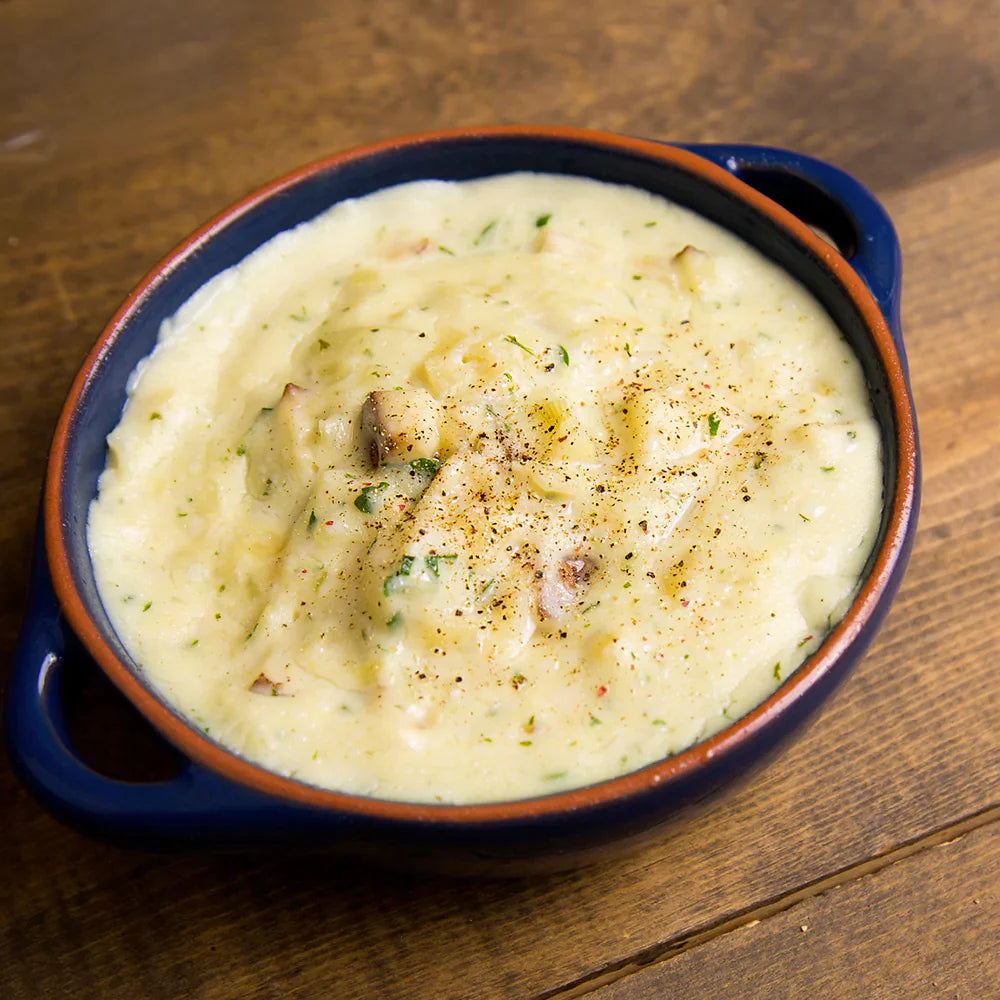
88 173 882 803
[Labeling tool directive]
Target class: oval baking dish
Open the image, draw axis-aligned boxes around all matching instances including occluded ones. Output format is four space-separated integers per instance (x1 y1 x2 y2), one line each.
6 128 919 874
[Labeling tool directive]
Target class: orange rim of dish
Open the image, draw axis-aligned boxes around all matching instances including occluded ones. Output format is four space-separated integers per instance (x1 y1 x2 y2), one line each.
45 126 919 823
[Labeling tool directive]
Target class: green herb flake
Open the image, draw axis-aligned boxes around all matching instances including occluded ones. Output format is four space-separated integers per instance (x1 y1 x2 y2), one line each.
386 611 403 629
474 219 498 245
644 220 657 228
438 245 455 255
545 770 568 781
535 213 551 228
425 553 457 576
409 457 440 476
235 445 246 457
289 307 308 322
557 344 569 366
821 465 835 472
519 740 533 747
504 334 535 355
189 639 199 647
799 513 811 522
707 412 721 437
307 510 318 531
479 579 495 598
149 411 162 421
354 481 389 514
141 601 152 612
383 555 422 597
588 714 602 726
847 429 857 439
773 662 782 681
316 338 330 350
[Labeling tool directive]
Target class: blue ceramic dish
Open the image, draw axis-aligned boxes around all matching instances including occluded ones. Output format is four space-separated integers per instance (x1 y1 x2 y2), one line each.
5 128 919 873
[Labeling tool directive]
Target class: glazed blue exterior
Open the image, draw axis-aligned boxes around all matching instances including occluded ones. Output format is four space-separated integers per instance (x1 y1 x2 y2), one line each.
5 136 919 872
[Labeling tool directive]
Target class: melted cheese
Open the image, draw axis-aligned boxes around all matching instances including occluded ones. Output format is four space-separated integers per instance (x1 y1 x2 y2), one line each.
88 173 882 803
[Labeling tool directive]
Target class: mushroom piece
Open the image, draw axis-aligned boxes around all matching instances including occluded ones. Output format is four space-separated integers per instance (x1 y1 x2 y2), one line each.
536 554 598 621
359 389 441 467
249 672 283 696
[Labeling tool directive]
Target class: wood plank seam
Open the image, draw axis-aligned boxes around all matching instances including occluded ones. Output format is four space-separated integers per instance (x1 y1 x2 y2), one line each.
535 801 1000 1000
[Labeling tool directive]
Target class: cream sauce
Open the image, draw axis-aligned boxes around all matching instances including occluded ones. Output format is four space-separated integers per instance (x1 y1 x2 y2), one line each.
88 173 882 803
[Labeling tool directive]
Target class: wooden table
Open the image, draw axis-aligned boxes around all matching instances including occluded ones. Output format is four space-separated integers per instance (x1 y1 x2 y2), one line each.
2 2 998 996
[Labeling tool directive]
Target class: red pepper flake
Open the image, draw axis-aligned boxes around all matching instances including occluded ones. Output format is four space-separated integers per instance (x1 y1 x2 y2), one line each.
680 599 690 608
325 520 334 526
703 382 711 389
398 503 406 511
597 684 608 697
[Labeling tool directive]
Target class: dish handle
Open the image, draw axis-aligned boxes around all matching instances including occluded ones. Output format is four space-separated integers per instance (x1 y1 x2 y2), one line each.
4 525 297 846
681 143 906 370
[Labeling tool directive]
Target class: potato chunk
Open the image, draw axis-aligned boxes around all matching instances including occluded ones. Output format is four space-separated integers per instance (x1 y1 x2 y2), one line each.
359 389 440 466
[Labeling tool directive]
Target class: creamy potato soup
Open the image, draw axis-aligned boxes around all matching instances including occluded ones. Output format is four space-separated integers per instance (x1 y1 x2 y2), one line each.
88 173 882 803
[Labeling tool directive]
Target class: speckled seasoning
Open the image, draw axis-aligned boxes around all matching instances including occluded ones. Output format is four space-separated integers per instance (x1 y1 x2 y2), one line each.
88 174 882 803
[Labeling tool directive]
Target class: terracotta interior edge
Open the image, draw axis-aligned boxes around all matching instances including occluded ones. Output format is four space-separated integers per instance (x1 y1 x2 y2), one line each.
43 127 919 825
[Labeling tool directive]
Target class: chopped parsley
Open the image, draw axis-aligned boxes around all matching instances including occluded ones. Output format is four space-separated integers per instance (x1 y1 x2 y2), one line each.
557 344 569 366
409 457 440 476
474 219 497 245
307 510 318 531
707 412 721 437
424 553 457 576
504 334 535 355
535 213 551 228
354 482 389 513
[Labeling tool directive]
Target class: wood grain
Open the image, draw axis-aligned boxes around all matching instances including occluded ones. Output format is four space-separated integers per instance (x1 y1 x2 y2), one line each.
585 817 1000 999
1 1 998 998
